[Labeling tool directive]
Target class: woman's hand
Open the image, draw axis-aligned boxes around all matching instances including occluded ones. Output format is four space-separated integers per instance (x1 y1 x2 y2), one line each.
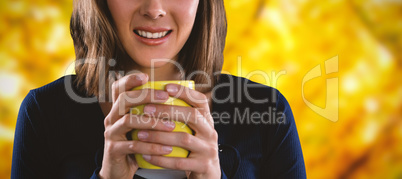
135 84 221 179
99 73 176 179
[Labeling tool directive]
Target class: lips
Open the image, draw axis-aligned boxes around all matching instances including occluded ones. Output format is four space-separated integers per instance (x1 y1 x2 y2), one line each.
133 27 172 46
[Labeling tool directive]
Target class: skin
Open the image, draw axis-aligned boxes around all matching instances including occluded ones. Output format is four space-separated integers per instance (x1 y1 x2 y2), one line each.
107 0 198 79
99 0 220 178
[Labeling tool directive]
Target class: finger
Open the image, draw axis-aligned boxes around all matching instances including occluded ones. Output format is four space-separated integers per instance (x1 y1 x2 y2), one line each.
107 89 169 124
136 130 213 153
105 140 173 156
142 104 211 135
106 114 176 140
141 155 206 173
111 73 148 103
165 84 210 111
165 84 213 126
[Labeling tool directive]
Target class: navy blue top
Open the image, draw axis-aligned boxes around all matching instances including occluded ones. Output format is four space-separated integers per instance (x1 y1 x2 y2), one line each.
12 74 306 179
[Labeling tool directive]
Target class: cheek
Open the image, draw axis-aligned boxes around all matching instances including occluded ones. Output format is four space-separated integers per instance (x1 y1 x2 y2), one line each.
171 0 199 26
107 0 136 32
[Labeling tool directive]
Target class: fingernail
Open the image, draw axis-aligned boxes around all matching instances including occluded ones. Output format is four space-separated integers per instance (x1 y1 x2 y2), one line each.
162 146 173 153
156 91 168 99
166 85 178 93
136 74 146 81
142 154 151 161
137 131 148 140
144 105 156 114
163 121 176 129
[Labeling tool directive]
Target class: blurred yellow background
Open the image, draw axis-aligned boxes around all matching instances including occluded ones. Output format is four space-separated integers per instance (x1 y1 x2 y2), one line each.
1 0 401 178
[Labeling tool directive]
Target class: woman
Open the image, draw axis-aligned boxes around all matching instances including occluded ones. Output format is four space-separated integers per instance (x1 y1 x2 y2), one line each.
12 0 306 178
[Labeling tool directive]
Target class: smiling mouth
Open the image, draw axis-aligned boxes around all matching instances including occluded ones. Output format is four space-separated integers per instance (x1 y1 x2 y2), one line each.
133 30 172 39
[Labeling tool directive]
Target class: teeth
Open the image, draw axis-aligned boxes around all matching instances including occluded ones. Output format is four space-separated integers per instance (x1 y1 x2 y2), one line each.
135 30 170 39
146 32 152 38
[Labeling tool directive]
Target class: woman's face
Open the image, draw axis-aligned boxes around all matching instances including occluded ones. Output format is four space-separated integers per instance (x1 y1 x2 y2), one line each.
107 0 199 68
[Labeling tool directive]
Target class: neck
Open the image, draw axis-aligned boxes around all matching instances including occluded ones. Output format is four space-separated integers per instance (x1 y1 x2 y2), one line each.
137 65 183 81
121 53 183 81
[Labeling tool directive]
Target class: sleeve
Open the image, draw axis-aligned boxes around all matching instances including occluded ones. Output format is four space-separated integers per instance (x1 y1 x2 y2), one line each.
11 90 53 178
261 90 306 179
221 168 228 179
90 167 102 179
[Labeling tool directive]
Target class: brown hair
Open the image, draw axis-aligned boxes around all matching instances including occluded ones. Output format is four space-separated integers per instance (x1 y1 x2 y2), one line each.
70 0 227 97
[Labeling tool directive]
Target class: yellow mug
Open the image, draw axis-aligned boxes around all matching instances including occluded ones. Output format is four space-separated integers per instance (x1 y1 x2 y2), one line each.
130 80 194 169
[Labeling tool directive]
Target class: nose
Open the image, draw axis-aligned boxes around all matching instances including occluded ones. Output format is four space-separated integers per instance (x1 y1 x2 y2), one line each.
140 0 166 20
